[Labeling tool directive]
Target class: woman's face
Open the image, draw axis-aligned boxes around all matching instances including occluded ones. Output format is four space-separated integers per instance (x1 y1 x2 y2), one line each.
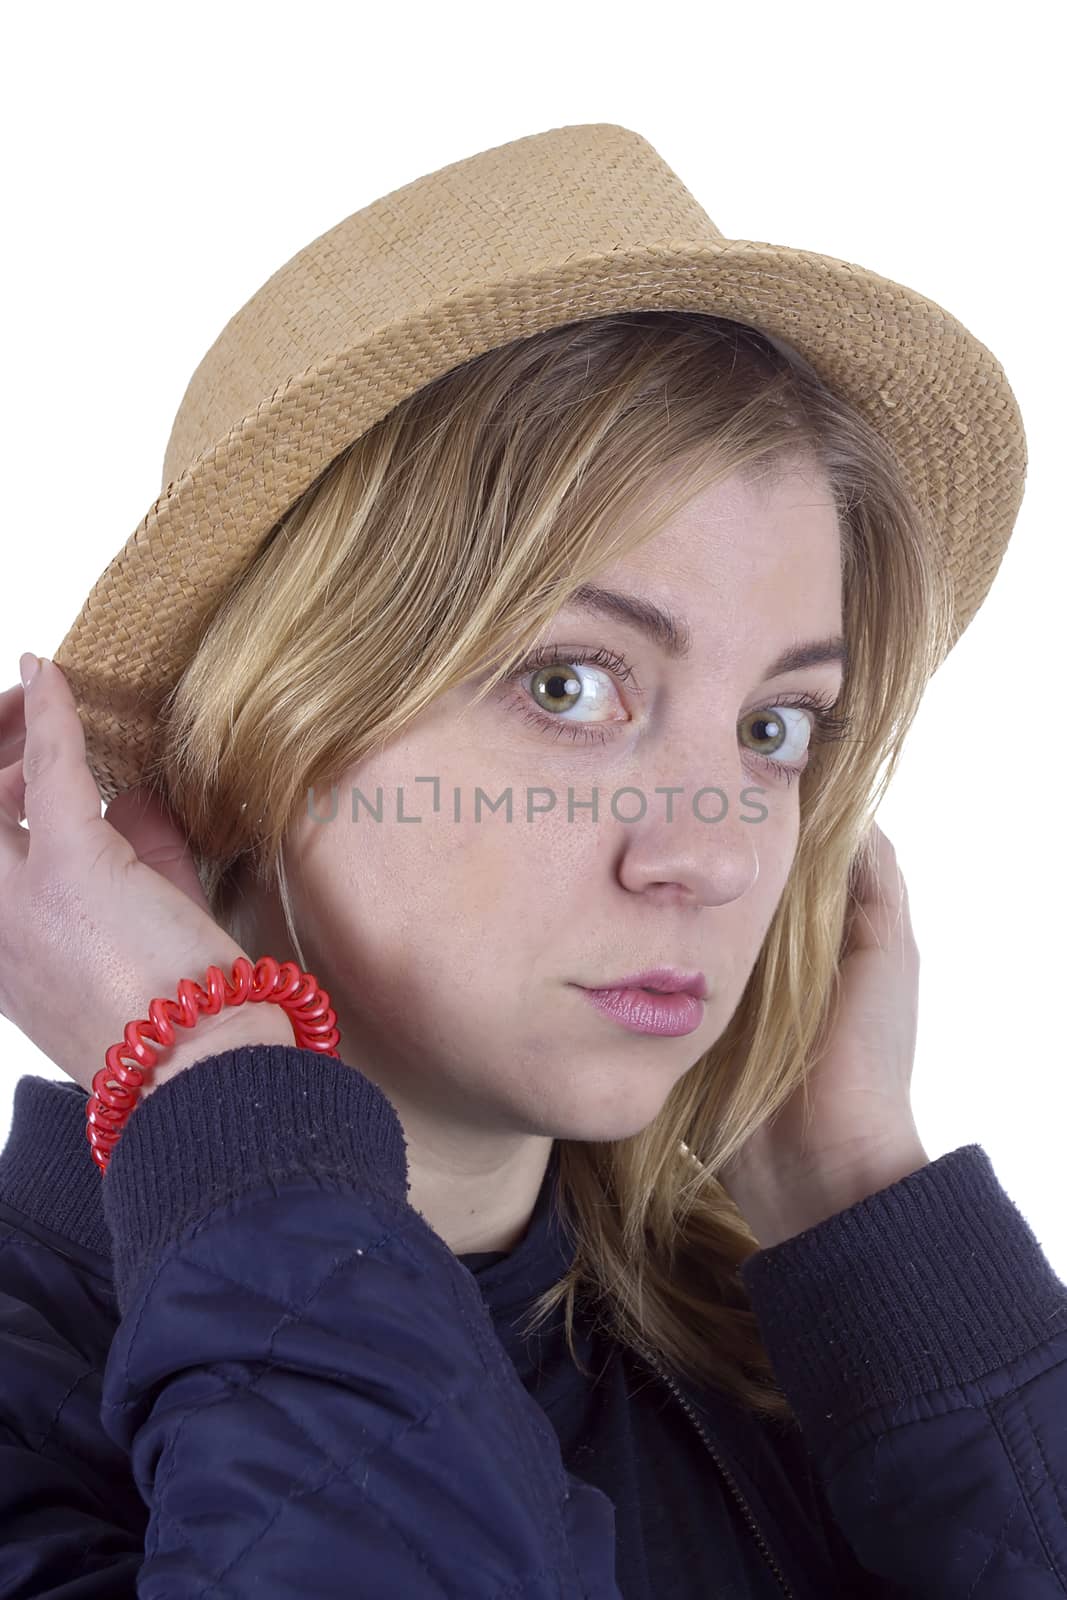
264 456 844 1151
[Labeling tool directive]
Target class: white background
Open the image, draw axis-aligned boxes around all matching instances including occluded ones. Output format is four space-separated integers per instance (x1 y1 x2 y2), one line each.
1 2 1063 1273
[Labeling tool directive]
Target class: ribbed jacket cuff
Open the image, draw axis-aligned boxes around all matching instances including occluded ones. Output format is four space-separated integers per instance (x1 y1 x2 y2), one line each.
737 1144 1067 1457
99 1045 409 1316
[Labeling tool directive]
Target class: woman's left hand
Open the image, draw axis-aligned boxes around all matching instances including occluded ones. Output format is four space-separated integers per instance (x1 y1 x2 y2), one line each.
718 820 930 1247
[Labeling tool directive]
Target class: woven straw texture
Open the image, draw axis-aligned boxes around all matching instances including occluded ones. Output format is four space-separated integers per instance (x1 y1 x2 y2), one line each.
52 122 1028 805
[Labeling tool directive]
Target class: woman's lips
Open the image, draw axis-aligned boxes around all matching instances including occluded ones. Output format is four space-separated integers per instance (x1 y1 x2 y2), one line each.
576 985 706 1037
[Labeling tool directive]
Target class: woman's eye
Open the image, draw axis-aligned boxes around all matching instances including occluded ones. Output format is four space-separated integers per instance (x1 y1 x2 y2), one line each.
502 645 846 771
738 706 813 771
524 662 628 728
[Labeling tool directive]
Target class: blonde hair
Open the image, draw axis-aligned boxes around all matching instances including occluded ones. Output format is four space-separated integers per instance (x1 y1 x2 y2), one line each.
146 311 954 1420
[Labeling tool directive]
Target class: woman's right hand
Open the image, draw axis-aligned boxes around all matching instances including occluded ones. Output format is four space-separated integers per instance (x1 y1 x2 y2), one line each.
0 654 289 1096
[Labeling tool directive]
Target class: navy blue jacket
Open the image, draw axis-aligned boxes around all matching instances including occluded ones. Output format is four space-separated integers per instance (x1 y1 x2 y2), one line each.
1 1042 1065 1596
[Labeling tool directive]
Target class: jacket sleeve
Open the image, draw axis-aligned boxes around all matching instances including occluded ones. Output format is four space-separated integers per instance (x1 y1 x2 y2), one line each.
738 1143 1067 1597
0 1214 145 1596
91 1043 620 1599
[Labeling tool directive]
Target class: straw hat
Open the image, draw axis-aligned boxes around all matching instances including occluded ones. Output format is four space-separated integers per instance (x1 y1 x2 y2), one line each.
53 121 1028 806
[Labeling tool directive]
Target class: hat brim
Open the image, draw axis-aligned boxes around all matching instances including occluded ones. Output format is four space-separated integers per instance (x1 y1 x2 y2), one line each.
54 239 1027 804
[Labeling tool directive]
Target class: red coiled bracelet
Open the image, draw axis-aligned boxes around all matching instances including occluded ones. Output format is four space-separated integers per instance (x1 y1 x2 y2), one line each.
84 956 341 1177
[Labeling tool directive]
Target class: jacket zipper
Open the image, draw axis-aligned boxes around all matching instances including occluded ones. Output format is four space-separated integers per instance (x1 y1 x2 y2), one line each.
634 1344 796 1599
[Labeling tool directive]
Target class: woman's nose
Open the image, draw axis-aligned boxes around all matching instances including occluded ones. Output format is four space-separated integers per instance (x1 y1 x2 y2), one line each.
611 776 765 907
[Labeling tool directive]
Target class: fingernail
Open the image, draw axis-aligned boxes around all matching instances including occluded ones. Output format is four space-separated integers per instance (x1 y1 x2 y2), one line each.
19 653 40 689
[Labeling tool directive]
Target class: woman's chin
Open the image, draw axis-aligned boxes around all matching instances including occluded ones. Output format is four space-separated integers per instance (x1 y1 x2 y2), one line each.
517 1079 680 1146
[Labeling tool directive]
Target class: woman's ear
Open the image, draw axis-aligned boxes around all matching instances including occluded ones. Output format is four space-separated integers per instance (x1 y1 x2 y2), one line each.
275 843 312 975
104 784 214 918
206 852 254 952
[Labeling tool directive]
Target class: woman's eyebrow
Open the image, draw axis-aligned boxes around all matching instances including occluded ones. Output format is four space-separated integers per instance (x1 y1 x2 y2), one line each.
566 584 849 678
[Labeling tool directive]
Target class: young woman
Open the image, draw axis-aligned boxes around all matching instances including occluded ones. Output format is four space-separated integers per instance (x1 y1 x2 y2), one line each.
1 124 1063 1597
